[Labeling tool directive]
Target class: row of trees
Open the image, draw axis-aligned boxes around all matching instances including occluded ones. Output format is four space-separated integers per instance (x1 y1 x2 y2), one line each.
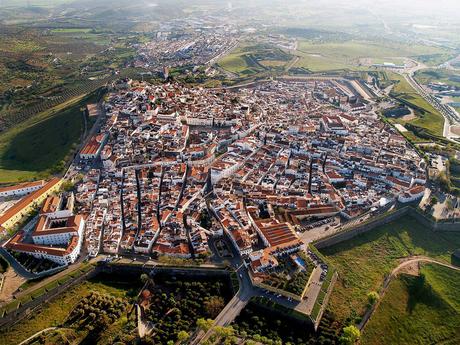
233 299 341 345
142 276 232 344
66 291 128 331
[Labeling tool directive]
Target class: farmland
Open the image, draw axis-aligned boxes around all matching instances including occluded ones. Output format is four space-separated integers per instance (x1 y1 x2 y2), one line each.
320 215 460 325
0 20 143 183
362 264 460 345
0 23 138 133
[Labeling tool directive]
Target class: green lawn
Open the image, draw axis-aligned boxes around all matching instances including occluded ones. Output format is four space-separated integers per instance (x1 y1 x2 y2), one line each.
362 264 460 345
320 215 460 324
0 92 99 183
0 273 141 345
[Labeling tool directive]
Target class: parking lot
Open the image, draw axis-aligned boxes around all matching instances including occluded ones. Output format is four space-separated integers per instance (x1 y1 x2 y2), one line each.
299 216 341 243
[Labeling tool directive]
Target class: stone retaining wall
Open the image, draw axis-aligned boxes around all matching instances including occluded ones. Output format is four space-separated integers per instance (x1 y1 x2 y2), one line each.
0 267 98 329
314 207 460 250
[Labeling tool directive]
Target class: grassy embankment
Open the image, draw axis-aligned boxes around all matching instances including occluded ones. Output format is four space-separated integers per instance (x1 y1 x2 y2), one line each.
0 91 101 184
363 264 460 345
386 72 445 141
320 215 460 325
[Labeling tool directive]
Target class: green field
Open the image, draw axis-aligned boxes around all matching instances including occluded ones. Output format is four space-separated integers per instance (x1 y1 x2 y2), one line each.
0 92 96 183
0 273 141 345
415 53 459 67
321 215 460 324
218 43 292 76
388 72 445 138
292 40 451 72
415 69 460 89
363 264 460 345
51 28 93 33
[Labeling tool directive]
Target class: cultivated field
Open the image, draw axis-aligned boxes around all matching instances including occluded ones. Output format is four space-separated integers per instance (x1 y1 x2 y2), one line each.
292 40 451 72
415 69 460 89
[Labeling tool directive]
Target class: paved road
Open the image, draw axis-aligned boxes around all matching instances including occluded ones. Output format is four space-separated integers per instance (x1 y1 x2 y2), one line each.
191 262 254 344
359 256 460 331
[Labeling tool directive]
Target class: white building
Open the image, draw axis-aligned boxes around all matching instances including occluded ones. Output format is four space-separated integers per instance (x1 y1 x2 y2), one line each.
4 194 85 266
398 185 425 203
0 180 45 198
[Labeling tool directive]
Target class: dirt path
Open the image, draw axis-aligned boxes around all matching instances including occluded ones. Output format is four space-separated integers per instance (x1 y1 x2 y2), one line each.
0 268 26 304
18 327 58 345
359 256 460 331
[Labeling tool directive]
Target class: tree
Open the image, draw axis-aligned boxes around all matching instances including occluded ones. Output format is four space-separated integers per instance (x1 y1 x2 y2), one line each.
61 180 74 192
140 273 149 284
214 325 234 339
177 330 190 344
204 296 225 318
446 198 454 211
430 196 438 206
196 318 214 332
367 291 379 306
339 325 360 345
